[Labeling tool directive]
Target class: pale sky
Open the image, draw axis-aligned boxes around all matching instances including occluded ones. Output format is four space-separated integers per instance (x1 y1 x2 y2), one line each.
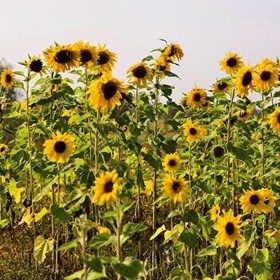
1 0 280 102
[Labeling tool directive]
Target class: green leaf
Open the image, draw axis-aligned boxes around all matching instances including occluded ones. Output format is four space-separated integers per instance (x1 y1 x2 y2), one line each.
8 178 25 204
179 230 197 249
236 238 253 259
89 233 113 249
58 240 78 252
122 223 147 236
64 269 84 280
84 255 104 273
197 244 217 257
34 235 54 264
112 257 141 280
50 203 70 224
249 260 272 280
0 219 9 229
150 225 166 240
35 207 49 222
185 210 199 225
256 248 269 263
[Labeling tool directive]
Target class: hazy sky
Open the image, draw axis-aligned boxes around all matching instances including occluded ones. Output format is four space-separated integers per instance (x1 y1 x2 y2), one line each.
1 0 280 102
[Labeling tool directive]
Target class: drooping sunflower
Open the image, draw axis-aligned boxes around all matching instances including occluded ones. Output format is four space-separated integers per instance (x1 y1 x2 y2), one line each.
210 205 220 221
163 43 184 62
96 44 117 73
127 62 153 87
239 189 266 213
154 54 171 77
73 41 98 68
254 61 279 92
44 43 80 72
219 52 244 75
182 119 206 144
187 85 207 109
235 65 255 97
162 174 190 204
1 69 16 89
0 144 9 156
27 56 46 76
213 79 232 94
214 209 244 248
88 76 127 114
43 131 76 163
162 152 181 173
268 107 280 134
92 169 122 208
260 188 277 213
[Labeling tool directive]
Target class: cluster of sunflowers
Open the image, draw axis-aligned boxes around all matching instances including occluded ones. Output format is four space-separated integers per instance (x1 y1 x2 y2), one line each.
0 39 280 279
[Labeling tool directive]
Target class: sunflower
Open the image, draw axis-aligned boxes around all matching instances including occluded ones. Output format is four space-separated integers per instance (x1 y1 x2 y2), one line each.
213 146 224 158
162 174 190 204
210 205 220 221
21 100 42 112
254 62 279 92
141 180 154 196
27 56 46 76
235 65 255 97
179 96 188 109
214 209 244 248
127 62 153 87
182 119 206 144
0 144 9 156
88 76 127 114
43 131 76 163
92 169 122 208
213 79 232 94
1 102 12 110
1 69 15 89
96 44 117 73
154 54 171 77
73 41 98 68
163 43 184 62
187 85 207 109
239 189 266 213
237 110 251 120
219 52 244 75
162 152 181 173
268 107 280 134
260 188 277 213
44 43 80 72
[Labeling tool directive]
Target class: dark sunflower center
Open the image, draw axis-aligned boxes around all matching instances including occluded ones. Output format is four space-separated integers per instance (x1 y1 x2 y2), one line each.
80 49 92 64
104 181 113 193
242 71 252 87
30 103 36 109
132 66 147 78
226 58 237 67
54 50 72 64
217 82 227 90
277 114 280 124
0 147 5 152
30 59 43 72
264 199 269 205
189 128 197 135
260 71 271 81
172 182 181 193
97 51 109 65
225 222 235 235
102 81 117 100
168 45 176 57
159 65 166 71
249 194 259 205
5 74 12 83
239 111 247 118
168 159 176 167
214 146 224 158
193 93 201 102
54 141 67 153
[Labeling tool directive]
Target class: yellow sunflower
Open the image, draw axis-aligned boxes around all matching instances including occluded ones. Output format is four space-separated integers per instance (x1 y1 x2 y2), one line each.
154 54 171 77
88 76 127 114
268 107 280 134
179 96 188 109
187 85 207 109
21 100 42 112
239 189 266 213
219 52 244 75
44 43 80 72
162 174 190 204
237 110 251 120
214 209 244 248
213 79 232 94
43 131 76 163
164 43 184 62
182 119 206 144
1 69 16 89
0 144 9 156
235 65 255 97
127 62 152 87
27 56 46 76
92 169 122 208
141 180 154 196
96 44 117 73
210 205 220 221
73 41 98 68
260 188 277 213
1 102 12 110
162 152 181 173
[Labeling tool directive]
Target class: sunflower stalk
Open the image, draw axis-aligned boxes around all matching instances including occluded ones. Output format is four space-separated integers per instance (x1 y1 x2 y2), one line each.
94 109 100 224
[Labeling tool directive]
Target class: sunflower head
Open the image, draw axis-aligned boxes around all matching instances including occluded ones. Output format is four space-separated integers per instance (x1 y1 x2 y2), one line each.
213 146 224 158
240 189 266 213
1 69 16 89
96 44 117 74
127 62 153 87
163 43 184 62
219 52 244 75
187 85 207 109
27 56 46 76
235 65 255 97
141 180 154 196
179 96 188 109
210 205 220 221
154 53 171 77
162 153 181 173
73 41 98 68
268 107 280 134
182 119 206 144
0 144 9 156
213 78 232 94
237 110 250 120
259 188 277 213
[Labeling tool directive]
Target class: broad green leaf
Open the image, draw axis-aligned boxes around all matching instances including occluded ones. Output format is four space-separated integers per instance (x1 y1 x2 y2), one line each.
84 255 103 273
34 235 54 264
150 225 166 240
64 269 84 280
197 244 217 257
185 210 199 225
179 230 197 249
112 257 141 279
256 248 269 263
122 223 147 236
50 203 70 224
249 260 272 280
35 207 49 222
89 233 113 249
8 178 25 203
58 240 78 252
0 219 9 229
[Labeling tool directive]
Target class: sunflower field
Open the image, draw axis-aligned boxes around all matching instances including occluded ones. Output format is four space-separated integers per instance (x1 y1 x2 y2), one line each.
0 40 280 280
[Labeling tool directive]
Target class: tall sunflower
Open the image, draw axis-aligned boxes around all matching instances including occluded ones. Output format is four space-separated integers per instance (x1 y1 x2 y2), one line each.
213 79 232 94
210 204 220 221
27 56 46 76
268 107 280 134
0 144 9 156
43 131 76 163
235 65 255 97
88 76 127 114
162 152 181 173
219 52 244 75
162 174 190 204
260 188 277 213
182 119 206 144
127 62 152 87
73 41 98 68
96 44 117 73
214 209 244 248
163 43 184 62
92 169 122 208
154 54 171 78
1 69 15 89
187 85 207 109
44 43 80 72
239 189 266 213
